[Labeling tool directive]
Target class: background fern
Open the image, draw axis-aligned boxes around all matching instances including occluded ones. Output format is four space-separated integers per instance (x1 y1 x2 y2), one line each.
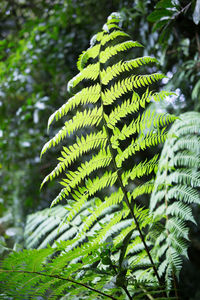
149 111 200 293
24 200 121 250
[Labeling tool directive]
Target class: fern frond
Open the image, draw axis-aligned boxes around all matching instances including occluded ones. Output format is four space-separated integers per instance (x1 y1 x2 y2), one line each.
24 205 86 249
173 136 200 154
91 209 130 246
77 44 101 71
101 56 159 85
1 244 117 300
41 129 107 186
122 155 159 186
131 180 155 200
59 147 112 196
81 188 124 232
116 128 167 167
39 8 176 290
110 108 176 145
150 111 200 288
101 30 130 46
167 185 200 204
173 151 200 168
166 218 189 241
167 169 200 187
48 83 101 128
41 106 103 156
67 63 100 91
102 73 166 105
67 171 118 221
166 202 196 224
99 40 143 64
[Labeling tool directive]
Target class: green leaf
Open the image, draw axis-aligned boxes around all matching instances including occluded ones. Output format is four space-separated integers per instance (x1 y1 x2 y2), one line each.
147 8 174 22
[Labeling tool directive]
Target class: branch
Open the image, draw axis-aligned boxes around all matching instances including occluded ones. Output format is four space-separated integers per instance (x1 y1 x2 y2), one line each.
0 269 118 300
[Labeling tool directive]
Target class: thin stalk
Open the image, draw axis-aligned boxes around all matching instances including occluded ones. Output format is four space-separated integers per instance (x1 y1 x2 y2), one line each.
110 261 132 300
122 286 133 300
103 121 163 287
1 270 118 300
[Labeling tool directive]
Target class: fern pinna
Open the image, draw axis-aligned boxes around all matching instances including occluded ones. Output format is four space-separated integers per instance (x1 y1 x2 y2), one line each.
0 13 177 299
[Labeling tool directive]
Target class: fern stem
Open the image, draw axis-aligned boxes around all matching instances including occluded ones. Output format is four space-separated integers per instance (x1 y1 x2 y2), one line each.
97 37 163 290
1 270 118 300
104 120 169 297
101 107 163 287
104 123 162 286
122 286 133 300
110 261 133 300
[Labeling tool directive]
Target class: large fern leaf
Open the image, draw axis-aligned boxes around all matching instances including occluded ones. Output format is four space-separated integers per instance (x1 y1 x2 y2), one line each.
39 11 175 296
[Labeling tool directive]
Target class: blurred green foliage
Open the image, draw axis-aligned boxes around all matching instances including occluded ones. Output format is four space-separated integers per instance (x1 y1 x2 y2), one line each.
0 0 199 298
